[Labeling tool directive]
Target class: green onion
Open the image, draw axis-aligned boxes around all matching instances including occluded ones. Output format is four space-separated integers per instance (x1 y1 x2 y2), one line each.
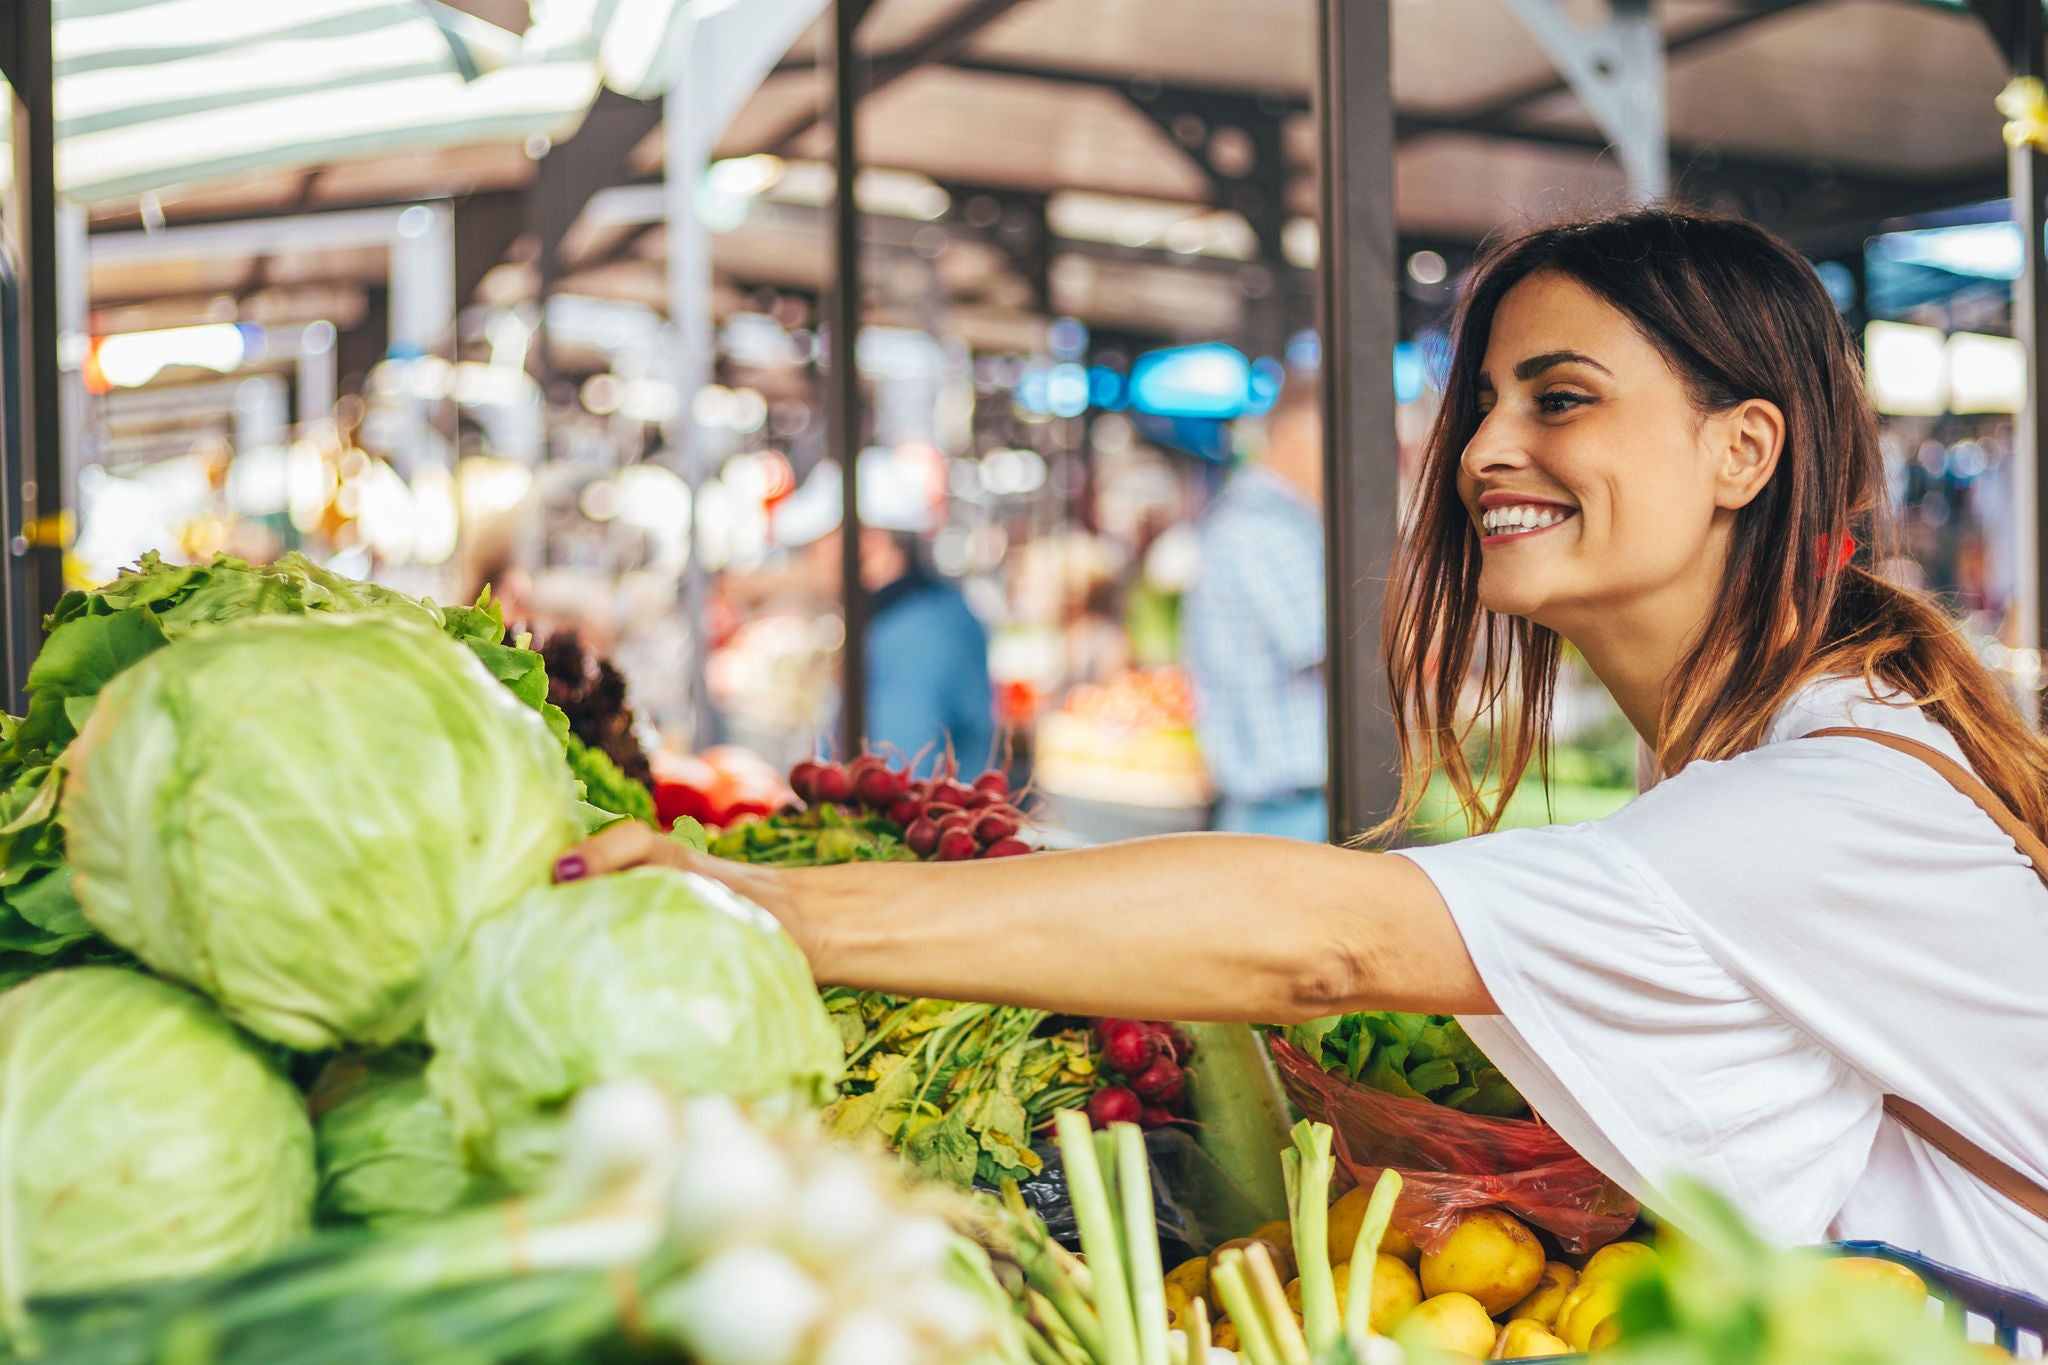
1117 1124 1169 1365
1055 1108 1139 1365
1345 1169 1404 1355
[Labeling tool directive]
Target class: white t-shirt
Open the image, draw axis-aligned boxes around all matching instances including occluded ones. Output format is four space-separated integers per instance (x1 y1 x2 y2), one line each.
1397 676 2048 1290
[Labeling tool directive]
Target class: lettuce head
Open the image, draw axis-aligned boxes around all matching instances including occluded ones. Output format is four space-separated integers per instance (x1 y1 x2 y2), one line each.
427 867 843 1189
310 1049 484 1226
0 967 314 1304
61 613 579 1049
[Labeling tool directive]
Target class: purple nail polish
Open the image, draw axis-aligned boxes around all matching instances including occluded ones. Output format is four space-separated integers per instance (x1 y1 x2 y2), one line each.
554 854 587 882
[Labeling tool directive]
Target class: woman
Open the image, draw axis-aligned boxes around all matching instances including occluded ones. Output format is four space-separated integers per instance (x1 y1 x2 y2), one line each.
557 210 2048 1287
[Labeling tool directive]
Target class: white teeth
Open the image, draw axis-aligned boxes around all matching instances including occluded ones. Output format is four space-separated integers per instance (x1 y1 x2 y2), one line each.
1481 504 1574 535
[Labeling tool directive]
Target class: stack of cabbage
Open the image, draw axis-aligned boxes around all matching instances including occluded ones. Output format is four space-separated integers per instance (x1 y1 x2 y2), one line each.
0 555 843 1347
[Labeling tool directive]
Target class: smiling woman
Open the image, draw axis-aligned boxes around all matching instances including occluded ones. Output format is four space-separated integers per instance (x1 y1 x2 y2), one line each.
561 210 2048 1290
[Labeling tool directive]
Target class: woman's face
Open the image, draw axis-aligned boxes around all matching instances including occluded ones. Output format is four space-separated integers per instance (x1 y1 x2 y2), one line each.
1456 271 1742 636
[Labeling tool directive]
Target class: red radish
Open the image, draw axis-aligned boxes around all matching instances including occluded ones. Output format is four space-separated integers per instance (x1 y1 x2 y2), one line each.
812 764 852 804
931 780 975 808
886 796 922 827
789 759 824 804
923 802 964 823
982 837 1031 858
1140 1106 1175 1130
962 789 997 811
854 766 902 808
1129 1055 1184 1104
973 770 1010 799
905 818 941 857
935 829 978 861
1100 1019 1159 1077
1086 1086 1142 1129
1164 1026 1194 1064
974 810 1020 843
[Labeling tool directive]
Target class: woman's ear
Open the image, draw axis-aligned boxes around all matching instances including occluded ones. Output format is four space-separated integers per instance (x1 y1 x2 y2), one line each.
1711 398 1785 510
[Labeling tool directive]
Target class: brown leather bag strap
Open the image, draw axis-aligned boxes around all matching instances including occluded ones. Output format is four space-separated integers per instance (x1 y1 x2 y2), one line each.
1806 725 2048 1223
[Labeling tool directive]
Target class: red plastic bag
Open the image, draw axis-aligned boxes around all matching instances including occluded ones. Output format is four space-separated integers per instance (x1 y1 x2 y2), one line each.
1267 1036 1638 1254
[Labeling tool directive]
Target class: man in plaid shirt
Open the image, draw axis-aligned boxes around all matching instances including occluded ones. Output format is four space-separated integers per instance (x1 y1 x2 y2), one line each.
1181 374 1329 840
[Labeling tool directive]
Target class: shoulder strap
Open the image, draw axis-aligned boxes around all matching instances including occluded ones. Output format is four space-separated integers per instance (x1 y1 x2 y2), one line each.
1805 726 2048 1224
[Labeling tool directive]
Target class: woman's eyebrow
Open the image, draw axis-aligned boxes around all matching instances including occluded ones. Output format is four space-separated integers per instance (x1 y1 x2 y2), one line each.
1513 349 1613 381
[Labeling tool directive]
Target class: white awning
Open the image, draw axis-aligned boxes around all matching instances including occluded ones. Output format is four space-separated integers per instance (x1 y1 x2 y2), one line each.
50 0 712 204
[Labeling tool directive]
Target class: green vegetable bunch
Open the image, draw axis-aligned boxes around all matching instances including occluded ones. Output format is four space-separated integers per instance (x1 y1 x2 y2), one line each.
824 993 1098 1189
1283 1013 1527 1118
709 802 915 866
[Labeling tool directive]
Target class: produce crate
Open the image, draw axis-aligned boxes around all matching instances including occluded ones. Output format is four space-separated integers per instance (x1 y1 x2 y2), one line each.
1831 1241 2048 1357
1499 1241 2048 1363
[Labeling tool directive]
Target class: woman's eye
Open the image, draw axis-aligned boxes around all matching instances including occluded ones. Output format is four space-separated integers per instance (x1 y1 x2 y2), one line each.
1536 391 1591 415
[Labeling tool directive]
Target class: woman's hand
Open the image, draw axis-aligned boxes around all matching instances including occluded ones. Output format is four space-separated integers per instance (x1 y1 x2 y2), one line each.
551 822 819 962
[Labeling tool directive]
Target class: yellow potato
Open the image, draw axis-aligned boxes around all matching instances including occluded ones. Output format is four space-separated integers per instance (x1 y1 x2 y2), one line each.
1252 1219 1295 1254
1163 1282 1193 1331
1554 1277 1624 1353
1212 1319 1240 1351
1164 1255 1210 1300
1401 1291 1496 1358
1283 1254 1420 1334
1822 1255 1928 1307
1211 1236 1294 1291
1578 1240 1658 1285
1493 1317 1573 1359
1505 1261 1578 1328
1588 1315 1623 1351
1326 1185 1421 1265
1419 1209 1547 1316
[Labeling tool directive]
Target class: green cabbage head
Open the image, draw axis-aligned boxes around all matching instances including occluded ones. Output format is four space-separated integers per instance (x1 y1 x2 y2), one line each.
0 967 314 1303
311 1050 485 1226
427 867 843 1189
61 613 579 1049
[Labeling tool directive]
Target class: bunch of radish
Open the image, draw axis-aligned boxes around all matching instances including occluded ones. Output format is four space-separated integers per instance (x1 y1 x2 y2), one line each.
1084 1019 1195 1131
787 751 1033 861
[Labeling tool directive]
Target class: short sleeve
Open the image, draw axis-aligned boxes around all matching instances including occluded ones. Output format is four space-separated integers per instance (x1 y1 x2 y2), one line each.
1398 819 1883 1245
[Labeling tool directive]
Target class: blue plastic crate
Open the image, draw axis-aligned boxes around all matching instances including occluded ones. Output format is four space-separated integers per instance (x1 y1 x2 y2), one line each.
1499 1240 2048 1362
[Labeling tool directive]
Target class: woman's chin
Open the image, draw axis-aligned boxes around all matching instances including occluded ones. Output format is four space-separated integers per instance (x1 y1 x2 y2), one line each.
1476 576 1551 622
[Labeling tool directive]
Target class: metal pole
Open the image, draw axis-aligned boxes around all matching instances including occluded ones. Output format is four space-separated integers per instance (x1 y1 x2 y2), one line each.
55 201 85 538
1316 0 1402 843
13 0 60 635
829 0 867 756
2006 0 2048 720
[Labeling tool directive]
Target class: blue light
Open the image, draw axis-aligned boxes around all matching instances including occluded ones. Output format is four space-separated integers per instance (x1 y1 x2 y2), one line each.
1244 356 1283 416
1284 329 1321 373
1393 341 1425 406
1015 366 1051 414
1046 362 1090 418
1129 343 1254 419
1047 316 1090 361
1087 365 1127 410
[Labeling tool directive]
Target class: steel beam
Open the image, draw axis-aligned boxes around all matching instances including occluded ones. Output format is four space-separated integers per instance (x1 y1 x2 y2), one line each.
1317 0 1401 843
0 0 60 689
829 0 868 756
1500 0 1667 202
766 0 1028 154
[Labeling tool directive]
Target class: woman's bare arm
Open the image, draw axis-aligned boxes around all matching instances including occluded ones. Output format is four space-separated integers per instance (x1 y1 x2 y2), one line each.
556 825 1493 1023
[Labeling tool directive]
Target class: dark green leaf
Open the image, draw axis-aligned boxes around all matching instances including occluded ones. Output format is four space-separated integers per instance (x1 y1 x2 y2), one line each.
9 865 86 935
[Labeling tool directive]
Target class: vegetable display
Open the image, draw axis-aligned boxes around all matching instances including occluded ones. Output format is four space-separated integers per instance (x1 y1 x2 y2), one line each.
426 866 845 1190
20 1084 1025 1365
0 968 314 1319
1283 1012 1527 1119
62 614 579 1049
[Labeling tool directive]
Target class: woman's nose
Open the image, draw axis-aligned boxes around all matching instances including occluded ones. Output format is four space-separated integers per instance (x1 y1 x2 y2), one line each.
1459 413 1530 482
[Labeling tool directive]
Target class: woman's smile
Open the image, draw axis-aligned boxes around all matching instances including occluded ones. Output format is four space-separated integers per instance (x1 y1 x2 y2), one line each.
1476 493 1579 546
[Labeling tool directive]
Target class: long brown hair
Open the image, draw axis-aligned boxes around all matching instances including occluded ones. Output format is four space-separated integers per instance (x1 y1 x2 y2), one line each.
1379 209 2048 839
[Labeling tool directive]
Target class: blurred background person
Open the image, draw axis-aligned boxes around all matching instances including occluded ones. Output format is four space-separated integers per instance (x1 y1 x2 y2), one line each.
775 452 996 771
1181 370 1328 840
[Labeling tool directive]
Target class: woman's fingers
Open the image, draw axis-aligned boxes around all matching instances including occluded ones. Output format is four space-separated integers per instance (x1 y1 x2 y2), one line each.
553 819 692 882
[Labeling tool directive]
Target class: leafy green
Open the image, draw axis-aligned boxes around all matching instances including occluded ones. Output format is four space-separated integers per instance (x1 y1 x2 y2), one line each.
0 967 314 1319
566 733 655 824
426 867 843 1190
62 614 580 1049
310 1050 487 1227
1284 1012 1529 1117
